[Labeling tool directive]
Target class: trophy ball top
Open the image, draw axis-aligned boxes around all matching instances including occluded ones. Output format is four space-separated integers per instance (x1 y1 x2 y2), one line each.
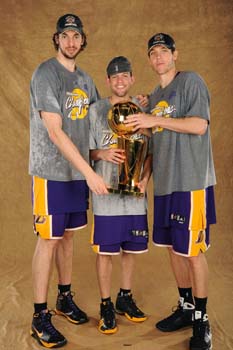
108 101 142 135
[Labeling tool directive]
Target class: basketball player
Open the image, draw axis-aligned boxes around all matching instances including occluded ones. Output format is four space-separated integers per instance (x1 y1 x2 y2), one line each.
125 33 216 350
29 14 108 348
89 56 152 334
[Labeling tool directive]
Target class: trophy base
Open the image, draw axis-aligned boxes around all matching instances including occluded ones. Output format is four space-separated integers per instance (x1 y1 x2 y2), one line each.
107 187 144 198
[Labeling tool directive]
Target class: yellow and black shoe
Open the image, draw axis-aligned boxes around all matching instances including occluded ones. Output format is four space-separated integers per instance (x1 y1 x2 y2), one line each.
30 310 67 348
55 291 89 325
115 292 147 322
98 300 117 335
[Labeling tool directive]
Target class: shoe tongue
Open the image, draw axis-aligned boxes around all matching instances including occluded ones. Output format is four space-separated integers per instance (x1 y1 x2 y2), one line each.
195 310 202 320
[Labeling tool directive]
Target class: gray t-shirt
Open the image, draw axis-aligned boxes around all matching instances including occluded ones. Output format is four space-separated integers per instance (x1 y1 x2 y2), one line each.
149 71 216 196
29 57 99 181
89 97 149 216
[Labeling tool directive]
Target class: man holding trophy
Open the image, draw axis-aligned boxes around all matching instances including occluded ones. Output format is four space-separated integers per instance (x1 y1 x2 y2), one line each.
89 56 152 334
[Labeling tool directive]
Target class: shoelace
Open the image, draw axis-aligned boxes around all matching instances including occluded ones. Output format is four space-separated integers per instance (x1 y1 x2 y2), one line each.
102 303 115 324
193 320 208 338
41 311 61 336
123 295 141 312
64 292 82 312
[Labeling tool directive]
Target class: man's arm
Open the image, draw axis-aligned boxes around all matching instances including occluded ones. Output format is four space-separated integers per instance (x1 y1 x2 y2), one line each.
125 114 208 136
90 148 125 164
137 154 152 194
41 111 108 195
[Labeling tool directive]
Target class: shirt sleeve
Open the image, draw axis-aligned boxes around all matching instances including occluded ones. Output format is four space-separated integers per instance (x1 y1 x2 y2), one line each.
183 72 210 121
89 103 98 149
30 64 62 115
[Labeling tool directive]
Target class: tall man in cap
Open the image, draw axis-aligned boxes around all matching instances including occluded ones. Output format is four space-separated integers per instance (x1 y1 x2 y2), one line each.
125 33 216 350
89 56 152 334
29 14 108 348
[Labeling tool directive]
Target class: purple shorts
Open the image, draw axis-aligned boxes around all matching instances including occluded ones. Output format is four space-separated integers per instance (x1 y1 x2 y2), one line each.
32 176 88 239
91 215 148 255
32 176 89 215
153 187 216 257
33 211 87 239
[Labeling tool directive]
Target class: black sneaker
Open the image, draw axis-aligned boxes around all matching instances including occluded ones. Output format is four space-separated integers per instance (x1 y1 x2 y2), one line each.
30 310 67 348
55 291 89 325
115 292 147 322
156 298 194 332
98 300 117 334
190 312 212 350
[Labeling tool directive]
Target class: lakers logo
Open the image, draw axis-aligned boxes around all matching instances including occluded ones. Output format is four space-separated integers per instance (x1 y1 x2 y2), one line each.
195 230 205 244
66 88 90 120
34 215 47 224
151 100 176 132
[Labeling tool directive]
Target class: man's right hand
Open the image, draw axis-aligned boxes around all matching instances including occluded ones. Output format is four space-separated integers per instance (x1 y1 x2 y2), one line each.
86 172 109 195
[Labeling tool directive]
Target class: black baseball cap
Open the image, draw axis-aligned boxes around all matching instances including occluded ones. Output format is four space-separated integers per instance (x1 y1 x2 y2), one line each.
56 14 83 34
106 56 132 76
148 33 175 54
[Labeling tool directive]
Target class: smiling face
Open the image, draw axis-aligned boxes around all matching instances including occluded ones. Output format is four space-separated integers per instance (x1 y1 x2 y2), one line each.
56 30 84 60
148 45 178 76
107 72 135 98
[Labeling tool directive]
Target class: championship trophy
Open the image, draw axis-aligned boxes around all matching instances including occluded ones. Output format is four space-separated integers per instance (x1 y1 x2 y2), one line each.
107 101 148 197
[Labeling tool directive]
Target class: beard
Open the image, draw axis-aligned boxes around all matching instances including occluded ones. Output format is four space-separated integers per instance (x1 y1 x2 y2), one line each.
59 46 80 60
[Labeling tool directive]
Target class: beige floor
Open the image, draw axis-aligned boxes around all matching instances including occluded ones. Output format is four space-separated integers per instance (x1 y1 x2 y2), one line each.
0 0 232 349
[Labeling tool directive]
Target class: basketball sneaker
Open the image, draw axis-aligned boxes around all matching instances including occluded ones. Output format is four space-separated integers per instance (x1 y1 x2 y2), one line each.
156 297 194 332
30 310 67 348
190 312 212 350
98 300 117 334
115 292 147 322
55 291 88 324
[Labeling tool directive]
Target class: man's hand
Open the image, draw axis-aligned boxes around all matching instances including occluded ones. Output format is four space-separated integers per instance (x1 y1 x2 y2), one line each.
125 113 157 131
90 148 125 164
136 94 149 109
86 172 109 195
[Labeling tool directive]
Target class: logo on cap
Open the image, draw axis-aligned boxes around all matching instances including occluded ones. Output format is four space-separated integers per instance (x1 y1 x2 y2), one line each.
64 15 77 27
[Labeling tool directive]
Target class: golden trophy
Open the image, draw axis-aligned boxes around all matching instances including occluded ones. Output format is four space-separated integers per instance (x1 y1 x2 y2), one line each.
107 101 148 197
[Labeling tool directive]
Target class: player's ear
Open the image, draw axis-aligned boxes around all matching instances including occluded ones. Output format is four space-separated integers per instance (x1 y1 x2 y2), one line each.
106 76 110 87
173 49 178 61
55 33 59 45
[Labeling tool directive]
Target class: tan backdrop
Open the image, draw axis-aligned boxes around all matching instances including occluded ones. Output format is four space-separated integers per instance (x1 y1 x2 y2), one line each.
0 0 232 349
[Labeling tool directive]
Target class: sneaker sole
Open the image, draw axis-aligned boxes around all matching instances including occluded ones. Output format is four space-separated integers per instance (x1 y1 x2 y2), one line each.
98 322 118 335
190 345 212 350
116 310 147 323
156 322 193 332
54 309 89 325
30 328 67 348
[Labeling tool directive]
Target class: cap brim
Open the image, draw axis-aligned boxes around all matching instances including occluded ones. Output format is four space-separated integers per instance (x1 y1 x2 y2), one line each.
58 26 82 33
148 43 171 54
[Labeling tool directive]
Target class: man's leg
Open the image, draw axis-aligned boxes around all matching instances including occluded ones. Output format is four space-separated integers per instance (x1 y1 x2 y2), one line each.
96 254 113 298
168 248 192 288
115 251 147 323
188 253 212 350
96 253 117 334
188 253 208 298
120 251 135 290
32 236 59 304
31 237 67 348
155 248 194 332
54 230 88 324
55 230 74 286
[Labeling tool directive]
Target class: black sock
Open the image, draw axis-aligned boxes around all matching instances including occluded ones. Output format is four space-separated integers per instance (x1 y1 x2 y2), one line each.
58 284 71 294
178 287 194 305
34 302 47 314
101 297 111 303
119 288 131 296
194 296 207 316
